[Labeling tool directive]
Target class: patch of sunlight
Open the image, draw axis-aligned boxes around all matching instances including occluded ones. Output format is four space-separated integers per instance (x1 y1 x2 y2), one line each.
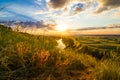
57 39 66 49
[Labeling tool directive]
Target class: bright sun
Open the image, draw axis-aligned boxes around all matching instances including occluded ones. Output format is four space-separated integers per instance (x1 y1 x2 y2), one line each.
56 24 68 32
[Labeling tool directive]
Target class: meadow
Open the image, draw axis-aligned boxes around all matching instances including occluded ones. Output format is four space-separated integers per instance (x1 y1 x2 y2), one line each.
0 24 120 80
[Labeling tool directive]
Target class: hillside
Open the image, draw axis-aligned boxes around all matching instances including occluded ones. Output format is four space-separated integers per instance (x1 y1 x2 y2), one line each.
0 25 120 80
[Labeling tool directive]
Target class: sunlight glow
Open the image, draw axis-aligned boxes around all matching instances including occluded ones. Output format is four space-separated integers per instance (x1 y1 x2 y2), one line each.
56 24 68 32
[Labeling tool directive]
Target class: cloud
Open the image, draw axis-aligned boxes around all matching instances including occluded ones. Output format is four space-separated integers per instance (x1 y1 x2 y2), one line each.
47 0 69 9
0 4 10 11
74 6 84 12
0 11 14 17
95 0 120 14
34 10 50 15
70 3 86 16
17 19 57 31
113 11 120 17
45 0 96 16
35 0 48 10
71 3 85 15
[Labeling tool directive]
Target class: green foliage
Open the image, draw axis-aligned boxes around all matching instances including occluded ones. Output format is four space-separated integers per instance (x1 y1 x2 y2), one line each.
94 58 120 80
0 25 120 80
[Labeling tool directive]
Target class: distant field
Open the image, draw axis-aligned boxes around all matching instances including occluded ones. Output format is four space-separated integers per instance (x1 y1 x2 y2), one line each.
75 36 120 52
0 25 120 80
71 28 120 35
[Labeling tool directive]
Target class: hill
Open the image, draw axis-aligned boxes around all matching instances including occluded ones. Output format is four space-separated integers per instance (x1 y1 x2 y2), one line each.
0 25 120 80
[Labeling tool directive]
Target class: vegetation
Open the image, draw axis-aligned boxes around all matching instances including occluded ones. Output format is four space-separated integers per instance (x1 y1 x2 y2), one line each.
0 24 120 80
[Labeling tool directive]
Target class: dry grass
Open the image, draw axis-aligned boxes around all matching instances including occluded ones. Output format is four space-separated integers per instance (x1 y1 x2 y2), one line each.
0 25 120 80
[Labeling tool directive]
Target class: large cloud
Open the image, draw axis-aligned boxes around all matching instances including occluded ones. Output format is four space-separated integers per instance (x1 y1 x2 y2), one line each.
46 0 88 16
95 0 120 14
47 0 94 9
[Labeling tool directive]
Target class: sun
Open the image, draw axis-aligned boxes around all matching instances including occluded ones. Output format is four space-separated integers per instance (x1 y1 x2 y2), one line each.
56 24 68 32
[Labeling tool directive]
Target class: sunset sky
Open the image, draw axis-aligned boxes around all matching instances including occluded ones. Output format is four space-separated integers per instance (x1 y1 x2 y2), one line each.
0 0 120 29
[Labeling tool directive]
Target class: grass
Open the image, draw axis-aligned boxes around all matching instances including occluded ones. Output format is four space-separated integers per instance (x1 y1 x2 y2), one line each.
0 24 120 80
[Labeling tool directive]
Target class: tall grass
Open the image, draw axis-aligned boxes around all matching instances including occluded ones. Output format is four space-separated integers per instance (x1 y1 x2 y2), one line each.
0 25 120 80
94 56 120 80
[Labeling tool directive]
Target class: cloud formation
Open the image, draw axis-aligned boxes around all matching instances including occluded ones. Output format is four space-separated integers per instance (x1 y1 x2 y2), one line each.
72 3 85 15
46 0 97 16
47 0 69 9
113 11 120 17
95 0 120 14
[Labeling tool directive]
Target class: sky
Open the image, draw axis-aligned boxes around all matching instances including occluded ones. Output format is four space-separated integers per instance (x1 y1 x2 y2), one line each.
0 0 120 29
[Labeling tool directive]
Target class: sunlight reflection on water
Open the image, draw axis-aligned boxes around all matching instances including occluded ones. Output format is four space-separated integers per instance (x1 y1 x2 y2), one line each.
57 39 66 49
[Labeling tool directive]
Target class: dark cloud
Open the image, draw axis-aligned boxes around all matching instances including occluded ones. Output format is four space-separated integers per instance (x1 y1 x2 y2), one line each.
47 0 69 9
95 0 120 14
102 0 120 7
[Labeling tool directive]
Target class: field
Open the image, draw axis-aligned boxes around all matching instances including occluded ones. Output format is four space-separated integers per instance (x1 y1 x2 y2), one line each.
0 24 120 80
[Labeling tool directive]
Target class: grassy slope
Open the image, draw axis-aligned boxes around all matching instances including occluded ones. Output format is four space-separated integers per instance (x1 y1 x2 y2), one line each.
0 25 120 80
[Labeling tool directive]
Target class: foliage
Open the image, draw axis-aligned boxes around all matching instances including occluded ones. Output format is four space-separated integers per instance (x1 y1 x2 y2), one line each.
0 25 120 80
